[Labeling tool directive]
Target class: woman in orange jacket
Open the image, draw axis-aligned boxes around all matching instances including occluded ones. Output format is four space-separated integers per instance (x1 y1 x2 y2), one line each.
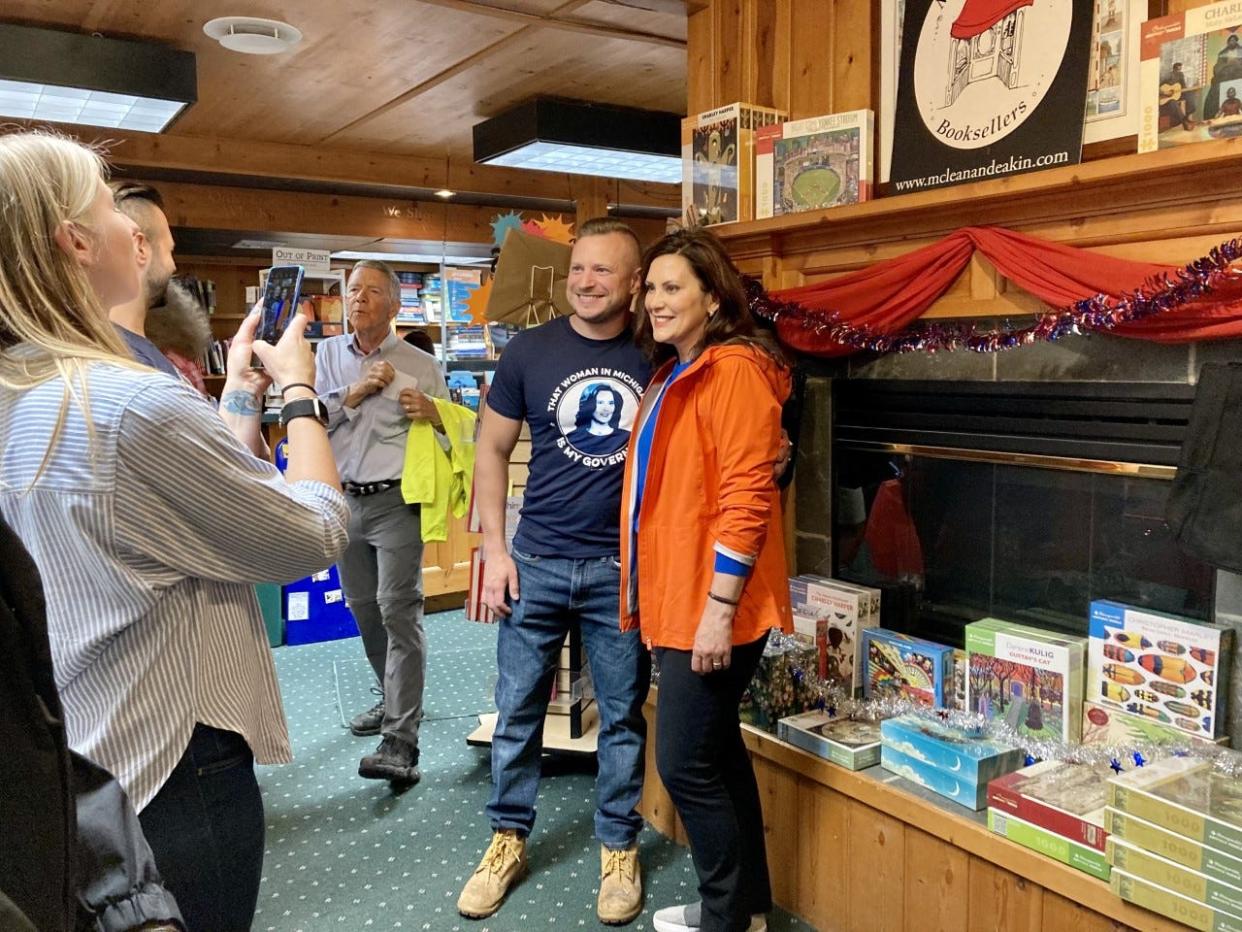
619 229 792 932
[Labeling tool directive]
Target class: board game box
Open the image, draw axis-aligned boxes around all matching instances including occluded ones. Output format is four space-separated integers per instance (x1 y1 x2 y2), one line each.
1112 867 1242 932
987 809 1111 881
881 714 1025 789
987 759 1111 852
1109 835 1242 917
882 743 992 810
860 628 955 708
777 711 883 770
1088 599 1233 740
754 109 874 219
1139 0 1242 155
681 102 785 226
1107 756 1242 859
965 618 1087 744
788 576 879 694
1106 807 1242 889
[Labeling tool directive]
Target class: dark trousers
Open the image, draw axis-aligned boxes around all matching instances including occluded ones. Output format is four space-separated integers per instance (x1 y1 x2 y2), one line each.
138 724 265 932
655 633 772 932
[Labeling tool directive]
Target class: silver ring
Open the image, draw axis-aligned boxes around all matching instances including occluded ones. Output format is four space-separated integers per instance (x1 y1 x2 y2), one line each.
712 661 723 668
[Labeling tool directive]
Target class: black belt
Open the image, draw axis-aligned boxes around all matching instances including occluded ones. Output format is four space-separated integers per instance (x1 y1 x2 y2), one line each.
343 479 400 497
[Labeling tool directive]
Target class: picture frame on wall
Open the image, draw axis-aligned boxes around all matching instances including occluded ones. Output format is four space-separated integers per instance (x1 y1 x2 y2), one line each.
1083 0 1146 145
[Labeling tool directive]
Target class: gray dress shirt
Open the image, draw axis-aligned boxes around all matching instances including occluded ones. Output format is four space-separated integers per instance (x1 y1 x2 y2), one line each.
315 332 449 483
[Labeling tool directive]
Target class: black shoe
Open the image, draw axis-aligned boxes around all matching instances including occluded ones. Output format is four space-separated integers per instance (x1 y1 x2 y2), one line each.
359 735 420 784
350 691 385 737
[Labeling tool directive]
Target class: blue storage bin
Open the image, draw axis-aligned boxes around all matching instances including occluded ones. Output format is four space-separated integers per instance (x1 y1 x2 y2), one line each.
283 565 359 645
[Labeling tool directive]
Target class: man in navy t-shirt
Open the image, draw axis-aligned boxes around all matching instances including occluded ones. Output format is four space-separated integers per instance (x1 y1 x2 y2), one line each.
458 219 653 925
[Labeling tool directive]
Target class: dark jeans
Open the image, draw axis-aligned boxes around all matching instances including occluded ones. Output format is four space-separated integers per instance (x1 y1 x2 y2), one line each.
655 634 772 932
487 549 650 848
138 724 265 932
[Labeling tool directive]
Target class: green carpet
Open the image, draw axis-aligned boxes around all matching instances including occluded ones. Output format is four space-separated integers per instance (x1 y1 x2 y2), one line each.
256 610 814 931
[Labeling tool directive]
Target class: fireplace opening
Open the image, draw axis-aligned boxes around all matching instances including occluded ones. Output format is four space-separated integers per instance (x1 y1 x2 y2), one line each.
829 381 1214 645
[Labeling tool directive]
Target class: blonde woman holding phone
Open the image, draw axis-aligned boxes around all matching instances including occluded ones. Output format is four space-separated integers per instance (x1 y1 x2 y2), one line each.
0 130 348 931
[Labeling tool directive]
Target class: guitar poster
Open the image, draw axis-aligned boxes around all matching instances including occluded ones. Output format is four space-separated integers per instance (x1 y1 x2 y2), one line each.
888 0 1093 194
1138 1 1242 153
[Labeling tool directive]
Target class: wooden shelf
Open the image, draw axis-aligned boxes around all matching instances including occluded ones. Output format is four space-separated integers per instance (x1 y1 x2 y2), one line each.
639 690 1185 932
712 136 1242 265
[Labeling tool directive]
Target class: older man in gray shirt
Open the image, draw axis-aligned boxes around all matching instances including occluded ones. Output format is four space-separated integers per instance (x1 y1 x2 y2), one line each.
315 259 448 785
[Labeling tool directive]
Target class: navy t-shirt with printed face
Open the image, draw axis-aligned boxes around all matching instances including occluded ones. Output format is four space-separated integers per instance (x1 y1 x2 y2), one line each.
487 315 652 558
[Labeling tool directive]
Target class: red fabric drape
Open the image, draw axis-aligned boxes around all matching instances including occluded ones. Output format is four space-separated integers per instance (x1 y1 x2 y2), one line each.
951 0 1034 39
769 225 1242 357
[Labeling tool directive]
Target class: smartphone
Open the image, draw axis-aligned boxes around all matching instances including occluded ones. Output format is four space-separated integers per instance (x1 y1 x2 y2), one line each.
257 265 305 343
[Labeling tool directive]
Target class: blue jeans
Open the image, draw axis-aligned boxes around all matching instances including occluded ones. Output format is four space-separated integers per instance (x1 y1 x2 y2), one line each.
138 724 264 932
487 549 650 849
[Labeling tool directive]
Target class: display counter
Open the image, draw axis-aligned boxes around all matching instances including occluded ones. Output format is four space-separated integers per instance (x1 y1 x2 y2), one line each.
638 692 1186 932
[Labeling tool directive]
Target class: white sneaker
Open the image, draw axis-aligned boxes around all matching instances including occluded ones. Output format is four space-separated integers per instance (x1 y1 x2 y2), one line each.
652 902 766 932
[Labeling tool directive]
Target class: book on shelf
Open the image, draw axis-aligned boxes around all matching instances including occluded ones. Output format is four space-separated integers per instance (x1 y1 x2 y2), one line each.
177 275 216 314
681 101 785 226
1139 0 1242 155
755 108 874 219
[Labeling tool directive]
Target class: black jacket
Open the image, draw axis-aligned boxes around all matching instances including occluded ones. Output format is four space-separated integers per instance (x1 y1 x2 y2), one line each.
0 514 182 931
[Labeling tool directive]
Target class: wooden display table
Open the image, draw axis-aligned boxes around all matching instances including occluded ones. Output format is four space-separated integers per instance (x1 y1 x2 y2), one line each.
638 693 1187 932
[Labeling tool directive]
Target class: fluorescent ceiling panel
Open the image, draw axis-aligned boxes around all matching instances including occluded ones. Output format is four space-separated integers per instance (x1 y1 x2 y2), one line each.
481 141 681 184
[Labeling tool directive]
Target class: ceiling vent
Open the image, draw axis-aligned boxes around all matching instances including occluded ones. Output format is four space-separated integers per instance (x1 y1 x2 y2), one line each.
203 17 302 55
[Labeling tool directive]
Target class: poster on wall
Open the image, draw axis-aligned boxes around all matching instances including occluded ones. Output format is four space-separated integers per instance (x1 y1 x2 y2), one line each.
1083 0 1145 144
888 0 1094 194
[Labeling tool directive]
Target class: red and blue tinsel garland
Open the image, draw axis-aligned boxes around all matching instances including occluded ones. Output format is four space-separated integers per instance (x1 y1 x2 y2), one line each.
745 238 1242 355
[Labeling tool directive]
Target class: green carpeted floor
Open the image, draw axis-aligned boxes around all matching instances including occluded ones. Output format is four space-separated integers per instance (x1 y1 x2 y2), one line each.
255 609 814 932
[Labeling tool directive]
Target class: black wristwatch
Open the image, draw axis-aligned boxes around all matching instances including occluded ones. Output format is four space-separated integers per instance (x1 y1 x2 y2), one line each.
279 396 329 428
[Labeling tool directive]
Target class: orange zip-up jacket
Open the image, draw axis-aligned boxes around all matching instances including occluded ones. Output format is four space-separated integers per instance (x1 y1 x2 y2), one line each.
619 343 793 650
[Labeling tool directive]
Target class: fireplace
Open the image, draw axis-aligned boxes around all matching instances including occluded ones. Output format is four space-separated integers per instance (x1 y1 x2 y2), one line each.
824 380 1214 646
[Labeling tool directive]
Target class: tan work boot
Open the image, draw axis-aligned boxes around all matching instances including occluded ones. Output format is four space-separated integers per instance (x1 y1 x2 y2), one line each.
598 843 642 925
457 829 528 919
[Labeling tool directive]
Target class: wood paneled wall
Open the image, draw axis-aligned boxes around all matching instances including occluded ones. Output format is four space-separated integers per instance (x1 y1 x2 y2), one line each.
686 0 874 119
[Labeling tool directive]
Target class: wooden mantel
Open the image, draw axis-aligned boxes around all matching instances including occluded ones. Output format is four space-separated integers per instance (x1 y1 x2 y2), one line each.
709 137 1242 319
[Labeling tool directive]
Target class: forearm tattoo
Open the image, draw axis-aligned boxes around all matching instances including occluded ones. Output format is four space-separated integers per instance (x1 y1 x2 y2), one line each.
221 390 263 417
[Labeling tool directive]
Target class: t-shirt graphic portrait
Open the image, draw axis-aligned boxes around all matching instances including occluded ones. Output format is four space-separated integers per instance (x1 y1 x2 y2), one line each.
487 316 652 557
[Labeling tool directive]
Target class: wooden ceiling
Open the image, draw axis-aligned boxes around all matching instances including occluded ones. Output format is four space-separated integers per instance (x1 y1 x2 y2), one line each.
4 0 691 158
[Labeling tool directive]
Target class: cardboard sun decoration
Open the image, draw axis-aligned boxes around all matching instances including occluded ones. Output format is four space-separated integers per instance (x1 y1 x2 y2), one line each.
485 227 573 326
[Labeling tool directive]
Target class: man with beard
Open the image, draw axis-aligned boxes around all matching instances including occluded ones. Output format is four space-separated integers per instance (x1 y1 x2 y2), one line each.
315 260 450 785
108 182 181 378
109 181 269 457
458 218 651 925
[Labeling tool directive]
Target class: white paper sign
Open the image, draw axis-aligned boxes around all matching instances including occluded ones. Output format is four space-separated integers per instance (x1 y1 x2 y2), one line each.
287 591 309 621
272 247 331 274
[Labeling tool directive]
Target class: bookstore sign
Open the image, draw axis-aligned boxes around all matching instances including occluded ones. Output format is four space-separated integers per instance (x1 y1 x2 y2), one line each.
889 0 1092 193
272 247 331 274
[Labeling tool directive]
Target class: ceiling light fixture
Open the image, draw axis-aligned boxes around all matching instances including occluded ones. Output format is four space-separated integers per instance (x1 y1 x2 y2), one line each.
0 24 195 132
473 98 680 184
203 17 303 55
